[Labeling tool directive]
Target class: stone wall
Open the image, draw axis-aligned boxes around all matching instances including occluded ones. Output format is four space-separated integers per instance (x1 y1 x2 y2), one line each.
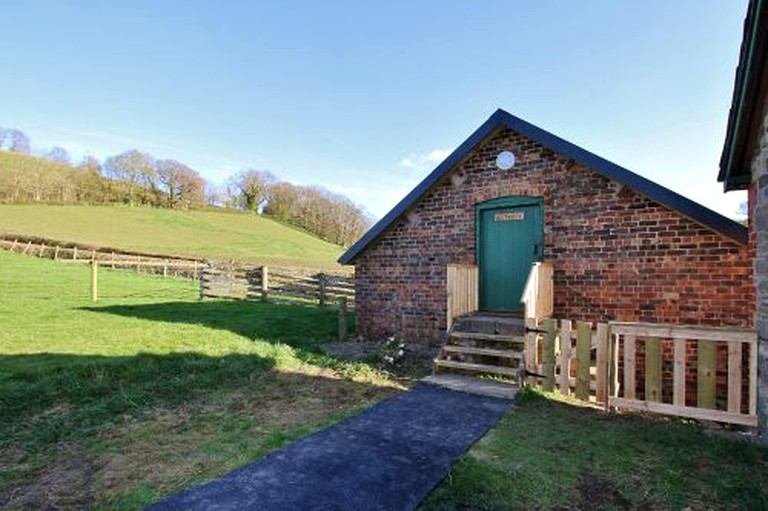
353 127 754 345
752 106 768 434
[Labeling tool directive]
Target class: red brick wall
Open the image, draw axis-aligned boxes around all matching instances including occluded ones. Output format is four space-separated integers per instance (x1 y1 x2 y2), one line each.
353 127 754 344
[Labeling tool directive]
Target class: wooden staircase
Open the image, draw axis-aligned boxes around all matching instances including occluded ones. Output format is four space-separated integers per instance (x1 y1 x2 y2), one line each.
433 314 526 384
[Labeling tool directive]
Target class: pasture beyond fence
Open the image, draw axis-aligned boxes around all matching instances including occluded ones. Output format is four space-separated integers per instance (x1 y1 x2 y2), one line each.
0 235 203 279
525 318 758 427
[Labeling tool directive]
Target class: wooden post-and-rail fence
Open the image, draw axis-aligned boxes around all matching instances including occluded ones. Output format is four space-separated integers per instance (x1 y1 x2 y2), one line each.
0 236 203 279
200 264 354 307
200 264 355 342
525 318 758 427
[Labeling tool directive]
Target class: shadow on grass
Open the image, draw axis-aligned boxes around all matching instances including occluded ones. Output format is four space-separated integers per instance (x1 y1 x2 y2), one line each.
80 300 349 355
0 351 393 510
0 351 280 449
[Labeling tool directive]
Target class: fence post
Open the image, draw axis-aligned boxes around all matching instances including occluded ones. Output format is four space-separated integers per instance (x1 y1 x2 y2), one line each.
91 260 98 302
645 337 662 403
524 317 538 387
260 265 269 302
542 319 557 392
338 296 348 342
163 260 168 278
575 321 591 401
73 245 78 260
39 243 46 257
11 239 18 251
559 320 572 396
54 245 60 261
697 340 717 409
23 241 32 254
318 274 327 307
610 331 620 404
193 261 199 280
595 322 609 406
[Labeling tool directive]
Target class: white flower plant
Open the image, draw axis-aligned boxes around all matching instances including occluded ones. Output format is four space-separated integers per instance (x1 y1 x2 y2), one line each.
380 336 406 366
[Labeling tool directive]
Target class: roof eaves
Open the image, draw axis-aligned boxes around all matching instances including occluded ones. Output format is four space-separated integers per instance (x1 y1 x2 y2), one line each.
719 0 767 190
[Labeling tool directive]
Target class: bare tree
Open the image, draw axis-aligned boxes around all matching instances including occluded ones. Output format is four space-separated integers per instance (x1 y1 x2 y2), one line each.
47 146 71 165
262 181 371 246
0 128 31 154
232 169 275 212
103 150 156 206
76 156 106 203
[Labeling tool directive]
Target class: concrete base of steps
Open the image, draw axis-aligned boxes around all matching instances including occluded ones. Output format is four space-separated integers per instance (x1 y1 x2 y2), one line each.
422 374 518 400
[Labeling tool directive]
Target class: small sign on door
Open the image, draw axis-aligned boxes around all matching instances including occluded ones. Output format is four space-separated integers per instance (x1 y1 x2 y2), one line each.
494 212 524 221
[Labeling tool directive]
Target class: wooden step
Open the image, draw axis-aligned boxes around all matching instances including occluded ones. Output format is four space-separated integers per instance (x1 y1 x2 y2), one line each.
422 374 518 400
449 331 525 343
434 359 521 377
442 345 522 359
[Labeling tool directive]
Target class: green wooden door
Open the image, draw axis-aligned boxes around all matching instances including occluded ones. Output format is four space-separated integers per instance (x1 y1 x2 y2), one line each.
477 198 543 312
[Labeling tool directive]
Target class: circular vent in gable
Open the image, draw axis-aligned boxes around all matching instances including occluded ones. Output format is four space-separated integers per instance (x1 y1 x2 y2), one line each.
495 150 516 170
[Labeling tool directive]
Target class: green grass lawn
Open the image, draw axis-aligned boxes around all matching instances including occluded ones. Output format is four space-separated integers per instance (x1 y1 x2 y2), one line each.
422 389 768 510
4 250 768 510
0 251 398 509
0 204 345 269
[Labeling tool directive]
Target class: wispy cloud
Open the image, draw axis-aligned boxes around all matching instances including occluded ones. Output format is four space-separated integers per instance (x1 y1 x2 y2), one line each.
52 126 173 153
399 148 451 171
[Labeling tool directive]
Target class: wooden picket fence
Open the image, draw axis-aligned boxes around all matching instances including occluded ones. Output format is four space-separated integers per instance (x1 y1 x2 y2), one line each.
200 264 354 308
526 318 758 427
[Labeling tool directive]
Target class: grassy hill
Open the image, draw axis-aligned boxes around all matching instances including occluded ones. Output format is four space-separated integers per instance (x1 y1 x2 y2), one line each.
0 204 346 269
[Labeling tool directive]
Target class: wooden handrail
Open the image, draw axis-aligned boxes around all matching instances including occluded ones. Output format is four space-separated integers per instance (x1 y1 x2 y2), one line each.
446 264 478 331
520 261 553 321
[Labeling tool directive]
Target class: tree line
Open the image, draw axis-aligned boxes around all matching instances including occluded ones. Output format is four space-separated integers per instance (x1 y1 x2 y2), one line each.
0 127 371 247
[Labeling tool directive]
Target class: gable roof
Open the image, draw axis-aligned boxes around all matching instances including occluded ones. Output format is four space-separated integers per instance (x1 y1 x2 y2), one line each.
719 0 768 191
340 109 748 265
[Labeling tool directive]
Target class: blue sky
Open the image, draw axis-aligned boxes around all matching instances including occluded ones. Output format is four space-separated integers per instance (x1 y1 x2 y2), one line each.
0 0 748 219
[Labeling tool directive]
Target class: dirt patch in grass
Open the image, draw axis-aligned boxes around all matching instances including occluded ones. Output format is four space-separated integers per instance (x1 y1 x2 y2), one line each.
1 370 399 509
575 469 631 511
422 389 768 510
321 339 437 377
0 444 102 510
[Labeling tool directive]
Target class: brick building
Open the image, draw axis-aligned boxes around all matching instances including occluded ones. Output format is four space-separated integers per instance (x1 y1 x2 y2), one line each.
340 110 752 346
718 0 767 435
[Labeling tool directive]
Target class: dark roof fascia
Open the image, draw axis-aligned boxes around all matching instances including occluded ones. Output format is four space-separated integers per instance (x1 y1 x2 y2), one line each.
340 109 748 265
719 0 767 190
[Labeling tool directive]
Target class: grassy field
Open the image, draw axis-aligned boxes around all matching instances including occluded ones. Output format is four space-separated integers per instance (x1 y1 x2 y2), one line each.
0 251 399 509
422 389 768 510
0 204 345 269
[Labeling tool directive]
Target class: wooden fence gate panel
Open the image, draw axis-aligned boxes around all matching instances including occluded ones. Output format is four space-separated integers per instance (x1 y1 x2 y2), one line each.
525 319 758 427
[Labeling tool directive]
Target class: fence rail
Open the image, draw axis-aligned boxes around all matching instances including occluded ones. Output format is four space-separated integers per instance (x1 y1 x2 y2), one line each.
526 318 758 427
0 236 203 279
200 264 354 308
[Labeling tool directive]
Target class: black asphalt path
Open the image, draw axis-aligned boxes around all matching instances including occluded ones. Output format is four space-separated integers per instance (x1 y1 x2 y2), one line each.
148 383 513 511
